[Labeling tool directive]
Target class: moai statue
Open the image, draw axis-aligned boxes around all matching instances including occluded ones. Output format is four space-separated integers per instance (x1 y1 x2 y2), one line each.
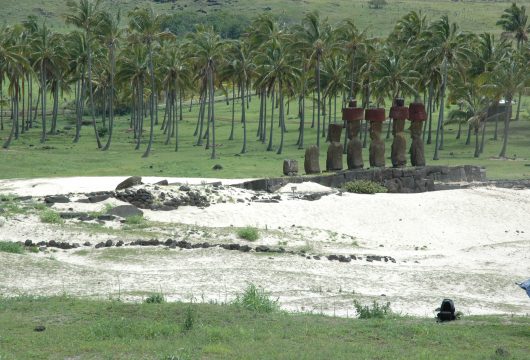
342 99 364 169
408 102 428 166
326 124 343 171
304 145 320 174
389 98 409 168
365 108 386 167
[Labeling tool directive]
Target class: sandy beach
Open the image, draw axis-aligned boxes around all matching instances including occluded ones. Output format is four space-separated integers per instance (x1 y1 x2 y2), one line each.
1 176 529 317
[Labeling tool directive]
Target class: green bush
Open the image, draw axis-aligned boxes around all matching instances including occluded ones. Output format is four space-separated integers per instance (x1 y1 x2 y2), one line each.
144 293 165 304
124 215 146 225
0 241 24 254
353 300 392 319
342 180 388 194
237 226 259 241
182 306 195 332
233 284 278 313
39 210 64 224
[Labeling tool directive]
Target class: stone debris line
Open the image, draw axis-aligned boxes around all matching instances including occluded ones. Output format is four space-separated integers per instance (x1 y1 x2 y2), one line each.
18 239 397 266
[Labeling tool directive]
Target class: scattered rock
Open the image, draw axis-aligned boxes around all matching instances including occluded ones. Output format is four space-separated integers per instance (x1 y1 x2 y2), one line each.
88 194 112 203
155 180 169 186
34 325 46 332
107 205 143 218
115 176 142 191
212 164 223 171
97 214 115 221
44 195 70 204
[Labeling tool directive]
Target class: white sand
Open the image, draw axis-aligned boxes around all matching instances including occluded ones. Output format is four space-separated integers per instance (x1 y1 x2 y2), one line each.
0 176 253 197
1 176 529 317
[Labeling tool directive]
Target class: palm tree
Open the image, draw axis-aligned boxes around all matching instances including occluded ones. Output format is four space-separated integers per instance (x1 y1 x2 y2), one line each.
419 16 472 160
223 39 256 153
295 11 333 147
497 2 529 122
335 20 366 100
66 0 104 148
31 23 66 143
98 10 122 151
187 25 226 159
1 26 28 149
255 39 300 154
497 2 529 49
157 42 190 151
485 53 528 158
128 7 171 158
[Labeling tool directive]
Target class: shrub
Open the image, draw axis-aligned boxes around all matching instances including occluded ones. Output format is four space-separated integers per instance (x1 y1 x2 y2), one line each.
0 241 24 254
342 180 388 194
233 284 278 313
124 215 146 225
353 300 392 319
40 209 64 224
144 293 165 304
182 306 195 332
237 226 259 241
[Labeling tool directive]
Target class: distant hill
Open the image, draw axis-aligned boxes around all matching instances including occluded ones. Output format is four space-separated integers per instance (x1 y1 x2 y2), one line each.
0 0 520 36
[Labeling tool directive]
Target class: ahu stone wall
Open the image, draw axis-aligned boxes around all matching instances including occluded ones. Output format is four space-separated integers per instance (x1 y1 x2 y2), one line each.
237 165 486 193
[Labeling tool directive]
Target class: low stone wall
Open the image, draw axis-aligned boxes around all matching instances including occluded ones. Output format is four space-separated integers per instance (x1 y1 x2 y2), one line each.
237 165 487 193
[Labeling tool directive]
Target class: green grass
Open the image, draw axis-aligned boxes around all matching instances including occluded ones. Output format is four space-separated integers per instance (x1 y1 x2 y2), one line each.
0 296 528 359
1 93 529 181
236 226 260 241
144 293 165 304
39 209 64 224
0 0 521 37
0 241 24 254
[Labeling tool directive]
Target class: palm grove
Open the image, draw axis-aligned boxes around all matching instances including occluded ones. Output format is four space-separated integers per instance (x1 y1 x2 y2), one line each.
0 0 529 162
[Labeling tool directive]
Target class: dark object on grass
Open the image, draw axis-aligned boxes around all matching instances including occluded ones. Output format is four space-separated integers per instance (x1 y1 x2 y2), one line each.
436 299 456 322
212 164 223 170
516 278 530 298
34 325 46 332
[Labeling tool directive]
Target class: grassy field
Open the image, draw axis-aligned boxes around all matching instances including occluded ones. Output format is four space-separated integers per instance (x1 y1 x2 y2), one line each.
0 296 528 359
2 0 528 36
1 92 529 180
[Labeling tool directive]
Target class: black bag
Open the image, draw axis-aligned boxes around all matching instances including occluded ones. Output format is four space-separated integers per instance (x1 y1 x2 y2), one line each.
436 299 456 322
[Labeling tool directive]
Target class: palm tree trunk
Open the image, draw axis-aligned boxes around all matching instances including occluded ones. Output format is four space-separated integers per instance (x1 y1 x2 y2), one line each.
277 80 284 155
479 118 487 154
165 91 173 146
473 127 480 157
102 44 115 151
175 87 180 152
40 63 47 144
229 81 235 140
433 60 447 160
262 89 267 144
51 82 59 135
0 82 3 131
20 78 25 135
2 98 16 149
456 122 461 139
240 79 247 154
465 124 472 145
257 89 263 139
515 92 522 121
425 82 433 144
87 33 102 149
499 96 512 158
143 42 156 158
209 66 217 160
316 56 321 147
136 80 144 150
299 90 305 150
267 86 275 151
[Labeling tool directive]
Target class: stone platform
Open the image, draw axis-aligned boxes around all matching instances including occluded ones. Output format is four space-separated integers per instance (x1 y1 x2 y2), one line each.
237 165 487 193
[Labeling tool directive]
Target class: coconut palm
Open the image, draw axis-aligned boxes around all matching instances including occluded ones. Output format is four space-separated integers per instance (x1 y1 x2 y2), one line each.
419 16 473 160
65 0 104 148
1 26 28 148
97 10 122 151
187 25 226 159
128 7 171 157
255 39 300 154
485 53 528 158
295 11 333 147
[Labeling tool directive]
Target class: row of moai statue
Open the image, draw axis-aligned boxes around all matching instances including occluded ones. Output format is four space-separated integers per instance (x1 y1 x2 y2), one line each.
304 99 427 174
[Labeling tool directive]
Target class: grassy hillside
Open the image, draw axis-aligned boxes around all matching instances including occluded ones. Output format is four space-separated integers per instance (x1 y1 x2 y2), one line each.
2 0 528 36
0 296 529 359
